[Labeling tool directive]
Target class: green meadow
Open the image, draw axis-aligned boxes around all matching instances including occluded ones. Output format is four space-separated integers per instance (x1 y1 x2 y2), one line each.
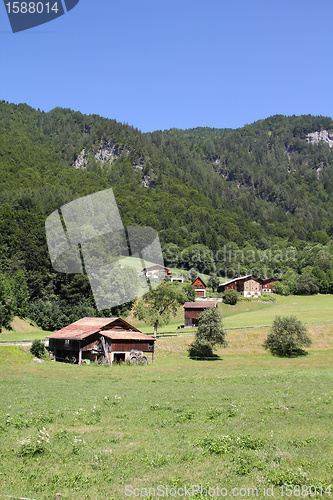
2 295 332 341
0 324 332 499
132 294 333 334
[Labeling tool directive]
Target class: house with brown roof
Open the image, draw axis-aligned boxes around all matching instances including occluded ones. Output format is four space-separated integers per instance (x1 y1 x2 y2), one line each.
48 317 155 365
183 301 217 328
192 277 207 297
141 264 172 280
217 274 280 297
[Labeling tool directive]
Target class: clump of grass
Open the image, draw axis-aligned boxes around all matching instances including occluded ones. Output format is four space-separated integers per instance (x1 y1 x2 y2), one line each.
17 428 50 458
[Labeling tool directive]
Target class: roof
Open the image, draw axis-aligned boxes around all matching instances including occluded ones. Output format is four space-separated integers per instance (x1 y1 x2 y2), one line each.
142 264 171 272
219 275 281 288
219 274 257 287
192 277 207 287
102 330 155 341
183 302 217 309
48 317 143 340
261 277 281 283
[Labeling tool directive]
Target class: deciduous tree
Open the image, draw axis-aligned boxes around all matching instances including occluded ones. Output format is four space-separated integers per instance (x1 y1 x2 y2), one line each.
189 307 227 358
263 315 312 357
134 282 185 338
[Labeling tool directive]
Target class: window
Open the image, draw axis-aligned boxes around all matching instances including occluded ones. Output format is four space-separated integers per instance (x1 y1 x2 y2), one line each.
65 339 70 345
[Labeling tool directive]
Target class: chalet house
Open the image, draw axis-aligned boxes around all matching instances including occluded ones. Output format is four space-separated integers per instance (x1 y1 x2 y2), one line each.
48 317 155 365
183 301 217 328
141 264 172 280
217 275 280 297
192 277 207 297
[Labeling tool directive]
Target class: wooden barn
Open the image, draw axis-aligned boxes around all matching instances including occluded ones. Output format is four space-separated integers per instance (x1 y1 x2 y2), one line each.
183 301 217 328
192 277 207 297
48 317 155 365
218 275 280 297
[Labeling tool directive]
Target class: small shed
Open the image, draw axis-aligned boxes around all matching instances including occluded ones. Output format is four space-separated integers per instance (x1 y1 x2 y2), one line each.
192 277 207 297
183 301 217 328
48 317 155 365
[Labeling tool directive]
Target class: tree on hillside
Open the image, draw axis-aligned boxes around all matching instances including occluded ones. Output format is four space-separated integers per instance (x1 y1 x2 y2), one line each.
294 272 319 295
188 268 199 282
207 274 220 292
0 274 16 332
183 283 196 302
263 315 312 357
223 289 239 305
189 307 227 359
134 282 185 338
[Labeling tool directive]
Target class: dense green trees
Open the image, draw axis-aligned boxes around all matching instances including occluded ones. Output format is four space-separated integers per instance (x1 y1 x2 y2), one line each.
0 274 16 331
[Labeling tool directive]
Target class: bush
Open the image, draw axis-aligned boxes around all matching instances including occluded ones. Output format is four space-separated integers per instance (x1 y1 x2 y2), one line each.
30 339 46 359
263 315 312 357
188 339 214 358
223 289 239 305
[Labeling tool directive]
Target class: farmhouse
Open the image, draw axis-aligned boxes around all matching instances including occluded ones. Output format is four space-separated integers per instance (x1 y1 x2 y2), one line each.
48 317 155 365
217 274 280 297
141 264 172 280
192 276 207 297
183 301 217 327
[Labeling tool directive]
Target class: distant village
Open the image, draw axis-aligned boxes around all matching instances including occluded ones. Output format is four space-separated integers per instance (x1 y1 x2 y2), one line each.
48 263 279 367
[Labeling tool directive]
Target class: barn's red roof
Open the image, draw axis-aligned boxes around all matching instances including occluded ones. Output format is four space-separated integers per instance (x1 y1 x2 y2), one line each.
183 302 217 309
48 317 145 340
102 330 155 341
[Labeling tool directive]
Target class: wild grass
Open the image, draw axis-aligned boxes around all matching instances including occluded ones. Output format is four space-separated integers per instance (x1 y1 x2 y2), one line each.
0 331 332 499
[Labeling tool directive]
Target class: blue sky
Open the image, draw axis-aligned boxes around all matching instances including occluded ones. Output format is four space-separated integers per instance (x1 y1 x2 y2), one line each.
1 0 332 132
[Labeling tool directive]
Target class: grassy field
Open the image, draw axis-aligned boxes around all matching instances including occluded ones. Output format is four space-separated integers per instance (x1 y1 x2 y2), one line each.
0 325 332 500
131 294 333 334
2 295 333 342
220 294 333 329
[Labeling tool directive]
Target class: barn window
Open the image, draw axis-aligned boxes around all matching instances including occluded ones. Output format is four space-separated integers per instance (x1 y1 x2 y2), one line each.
148 343 154 351
65 339 70 345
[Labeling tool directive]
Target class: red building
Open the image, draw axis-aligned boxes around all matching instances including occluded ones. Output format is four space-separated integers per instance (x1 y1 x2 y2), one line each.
48 317 155 365
183 301 217 327
192 277 207 297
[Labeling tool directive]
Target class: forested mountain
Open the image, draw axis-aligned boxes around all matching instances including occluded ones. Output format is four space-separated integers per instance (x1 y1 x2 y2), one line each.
0 101 333 330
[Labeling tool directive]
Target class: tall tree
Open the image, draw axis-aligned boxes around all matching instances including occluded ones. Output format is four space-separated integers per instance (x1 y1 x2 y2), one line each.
0 274 16 332
134 282 185 338
189 307 227 358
